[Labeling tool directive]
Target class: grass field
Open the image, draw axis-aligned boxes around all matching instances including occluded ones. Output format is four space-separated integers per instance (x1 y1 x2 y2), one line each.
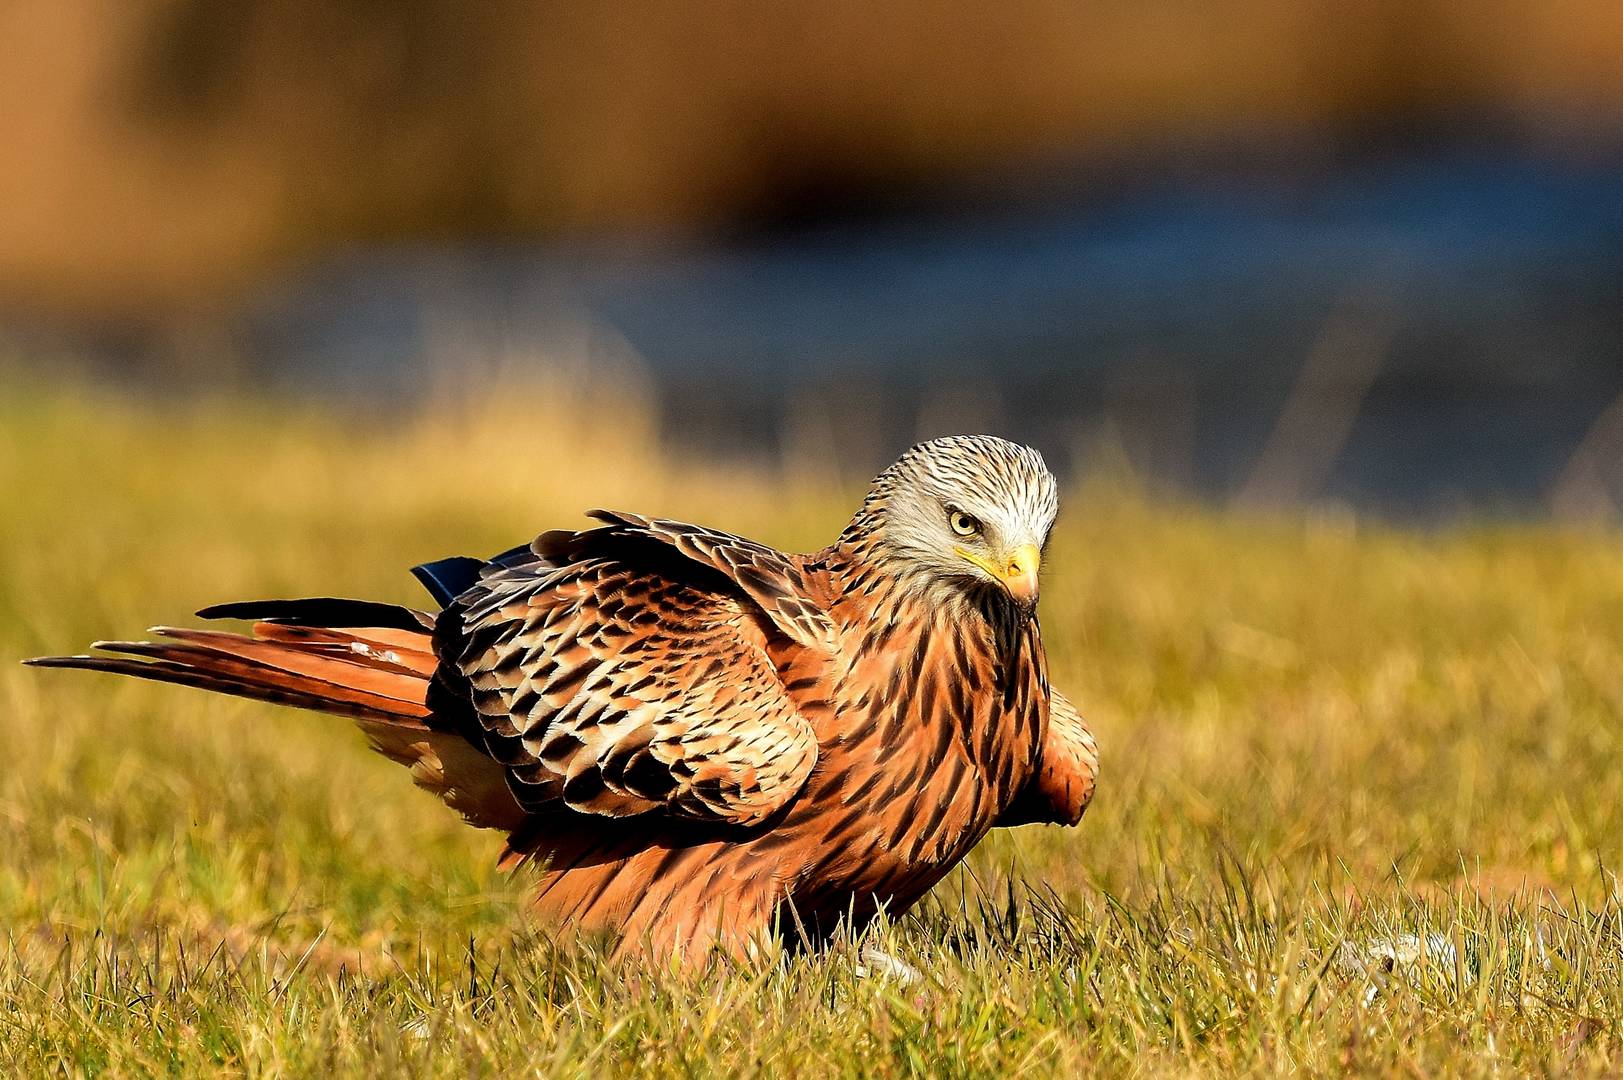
4 379 1623 1075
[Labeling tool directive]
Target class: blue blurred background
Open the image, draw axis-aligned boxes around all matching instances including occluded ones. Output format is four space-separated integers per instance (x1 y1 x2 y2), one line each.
4 2 1622 515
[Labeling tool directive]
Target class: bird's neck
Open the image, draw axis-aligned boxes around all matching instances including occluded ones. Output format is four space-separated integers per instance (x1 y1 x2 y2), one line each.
814 525 1032 665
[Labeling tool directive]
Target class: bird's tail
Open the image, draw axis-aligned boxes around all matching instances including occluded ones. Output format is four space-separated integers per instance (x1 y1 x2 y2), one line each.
25 598 438 722
25 598 525 829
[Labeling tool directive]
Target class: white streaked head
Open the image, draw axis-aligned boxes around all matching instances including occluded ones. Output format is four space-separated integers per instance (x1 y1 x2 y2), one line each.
859 435 1058 611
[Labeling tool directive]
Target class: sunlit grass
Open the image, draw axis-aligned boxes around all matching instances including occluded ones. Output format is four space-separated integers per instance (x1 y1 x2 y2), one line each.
4 379 1623 1074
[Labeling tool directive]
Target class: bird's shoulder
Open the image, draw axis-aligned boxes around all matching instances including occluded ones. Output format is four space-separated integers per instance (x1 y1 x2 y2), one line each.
580 509 838 653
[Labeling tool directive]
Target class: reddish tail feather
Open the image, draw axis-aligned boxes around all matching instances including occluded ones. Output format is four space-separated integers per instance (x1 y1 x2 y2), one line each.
24 599 525 830
26 610 436 722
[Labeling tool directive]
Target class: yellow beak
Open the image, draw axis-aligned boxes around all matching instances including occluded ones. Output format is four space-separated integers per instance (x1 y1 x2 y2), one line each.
1002 543 1041 607
956 543 1042 608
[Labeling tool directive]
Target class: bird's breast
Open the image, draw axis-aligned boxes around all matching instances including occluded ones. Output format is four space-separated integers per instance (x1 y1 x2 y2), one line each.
782 603 1046 897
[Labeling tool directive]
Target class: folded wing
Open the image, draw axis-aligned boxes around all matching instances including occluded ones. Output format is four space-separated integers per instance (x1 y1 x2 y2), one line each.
995 686 1098 827
432 517 828 827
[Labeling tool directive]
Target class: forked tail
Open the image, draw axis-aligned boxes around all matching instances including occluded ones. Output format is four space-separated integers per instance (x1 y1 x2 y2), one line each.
25 598 524 829
26 598 437 721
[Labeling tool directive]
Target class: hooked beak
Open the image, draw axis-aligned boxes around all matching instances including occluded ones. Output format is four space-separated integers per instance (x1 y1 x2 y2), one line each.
956 543 1042 610
1001 543 1041 609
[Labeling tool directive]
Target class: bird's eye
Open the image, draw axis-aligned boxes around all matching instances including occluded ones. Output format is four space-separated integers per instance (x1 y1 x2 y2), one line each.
948 510 981 537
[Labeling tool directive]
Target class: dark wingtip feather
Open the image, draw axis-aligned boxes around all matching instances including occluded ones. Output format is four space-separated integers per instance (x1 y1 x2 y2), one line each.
410 557 487 607
197 598 432 631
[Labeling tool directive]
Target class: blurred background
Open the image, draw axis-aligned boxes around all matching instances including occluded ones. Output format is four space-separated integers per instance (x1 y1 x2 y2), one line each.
4 0 1623 516
11 7 1623 1067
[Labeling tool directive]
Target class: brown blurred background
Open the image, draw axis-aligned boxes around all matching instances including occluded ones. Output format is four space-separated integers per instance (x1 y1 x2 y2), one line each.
4 1 1623 511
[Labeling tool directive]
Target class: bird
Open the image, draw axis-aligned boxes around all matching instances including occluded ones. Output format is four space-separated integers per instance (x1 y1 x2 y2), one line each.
27 434 1097 964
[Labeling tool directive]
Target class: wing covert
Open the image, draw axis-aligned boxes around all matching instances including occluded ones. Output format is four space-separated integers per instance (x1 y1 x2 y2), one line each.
434 530 822 827
995 686 1098 827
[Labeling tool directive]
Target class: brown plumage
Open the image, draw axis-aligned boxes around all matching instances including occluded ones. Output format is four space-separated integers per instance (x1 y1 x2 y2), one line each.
27 435 1098 963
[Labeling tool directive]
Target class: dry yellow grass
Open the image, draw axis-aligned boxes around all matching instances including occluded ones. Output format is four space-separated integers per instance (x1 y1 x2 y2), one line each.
5 375 1623 1074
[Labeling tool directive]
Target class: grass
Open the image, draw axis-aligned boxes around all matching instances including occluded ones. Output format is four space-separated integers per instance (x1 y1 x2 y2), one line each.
4 377 1623 1075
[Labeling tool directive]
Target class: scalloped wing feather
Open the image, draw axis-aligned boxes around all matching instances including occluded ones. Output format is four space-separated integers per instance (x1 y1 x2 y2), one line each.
443 545 821 826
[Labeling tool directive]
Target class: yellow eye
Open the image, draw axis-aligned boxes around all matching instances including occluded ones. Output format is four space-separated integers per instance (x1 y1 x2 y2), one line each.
949 511 981 537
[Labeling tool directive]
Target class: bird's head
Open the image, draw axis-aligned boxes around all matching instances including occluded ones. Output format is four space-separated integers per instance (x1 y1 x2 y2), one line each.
856 435 1058 615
